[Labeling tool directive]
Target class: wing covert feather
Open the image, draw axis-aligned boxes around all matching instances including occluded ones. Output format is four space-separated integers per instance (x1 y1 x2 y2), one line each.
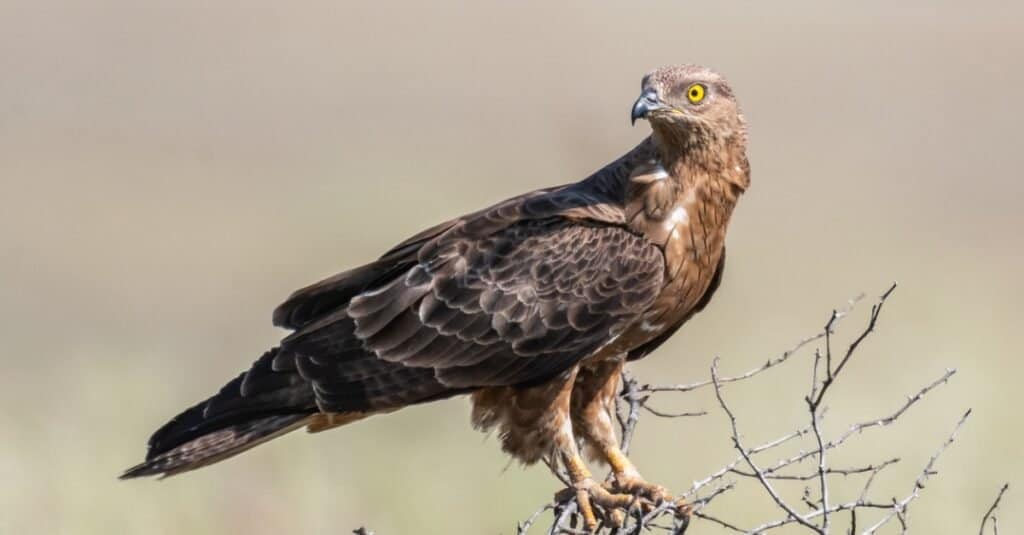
282 218 664 410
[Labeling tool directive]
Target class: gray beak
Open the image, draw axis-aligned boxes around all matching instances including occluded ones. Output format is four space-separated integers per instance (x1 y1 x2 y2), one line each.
631 88 664 125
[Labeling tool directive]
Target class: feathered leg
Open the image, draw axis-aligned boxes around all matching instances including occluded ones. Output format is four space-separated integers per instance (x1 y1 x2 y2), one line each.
547 366 639 532
571 358 692 523
473 364 643 531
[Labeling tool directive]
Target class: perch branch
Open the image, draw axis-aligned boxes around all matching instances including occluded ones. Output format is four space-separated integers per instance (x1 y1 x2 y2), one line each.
516 285 1000 534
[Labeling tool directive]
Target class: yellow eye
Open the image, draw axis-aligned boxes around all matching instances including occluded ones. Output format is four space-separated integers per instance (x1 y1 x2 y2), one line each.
686 83 706 104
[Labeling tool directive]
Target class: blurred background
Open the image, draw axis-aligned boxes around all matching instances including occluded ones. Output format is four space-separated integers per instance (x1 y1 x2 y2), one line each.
1 1 1021 533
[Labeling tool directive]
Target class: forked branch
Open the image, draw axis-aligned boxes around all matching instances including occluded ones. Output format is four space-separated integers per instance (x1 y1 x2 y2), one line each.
518 285 1010 534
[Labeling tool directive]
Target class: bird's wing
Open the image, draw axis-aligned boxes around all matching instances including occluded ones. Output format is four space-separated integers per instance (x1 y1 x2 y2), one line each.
272 188 565 330
272 182 623 331
280 215 664 412
271 232 445 331
270 137 656 332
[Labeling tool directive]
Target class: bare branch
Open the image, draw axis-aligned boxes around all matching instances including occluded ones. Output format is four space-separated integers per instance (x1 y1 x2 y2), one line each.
694 511 747 533
745 498 897 533
809 283 896 412
547 500 580 535
682 423 813 498
731 458 900 482
811 410 830 532
711 358 822 532
515 286 1004 535
860 409 972 534
979 483 1010 535
639 294 864 396
752 368 957 480
618 370 643 454
517 504 554 535
640 401 707 419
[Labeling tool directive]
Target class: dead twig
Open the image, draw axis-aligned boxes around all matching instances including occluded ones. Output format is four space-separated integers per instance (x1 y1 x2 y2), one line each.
979 483 1009 535
516 286 1003 534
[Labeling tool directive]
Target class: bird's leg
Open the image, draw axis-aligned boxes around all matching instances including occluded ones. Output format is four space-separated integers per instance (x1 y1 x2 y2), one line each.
592 415 693 520
557 448 636 531
602 443 690 511
549 367 637 532
572 359 692 519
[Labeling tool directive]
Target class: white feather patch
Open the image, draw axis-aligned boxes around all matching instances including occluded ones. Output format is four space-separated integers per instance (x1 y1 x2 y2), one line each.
649 165 669 180
664 206 689 231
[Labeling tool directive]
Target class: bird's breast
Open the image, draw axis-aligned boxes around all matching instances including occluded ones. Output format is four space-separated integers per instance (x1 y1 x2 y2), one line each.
604 165 730 358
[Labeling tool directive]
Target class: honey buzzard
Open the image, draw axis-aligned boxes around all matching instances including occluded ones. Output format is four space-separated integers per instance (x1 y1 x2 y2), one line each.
122 64 750 531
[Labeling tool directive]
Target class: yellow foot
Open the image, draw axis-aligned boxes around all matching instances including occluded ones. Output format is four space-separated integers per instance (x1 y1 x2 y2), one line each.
555 477 640 531
608 472 669 502
605 474 693 520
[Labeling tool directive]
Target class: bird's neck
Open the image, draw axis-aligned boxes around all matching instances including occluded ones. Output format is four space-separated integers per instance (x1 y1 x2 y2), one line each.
652 129 750 204
620 133 748 230
579 136 749 222
620 134 747 270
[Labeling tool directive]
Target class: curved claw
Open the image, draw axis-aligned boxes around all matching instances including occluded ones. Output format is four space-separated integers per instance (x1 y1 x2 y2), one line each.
608 473 671 503
604 475 694 521
556 477 644 532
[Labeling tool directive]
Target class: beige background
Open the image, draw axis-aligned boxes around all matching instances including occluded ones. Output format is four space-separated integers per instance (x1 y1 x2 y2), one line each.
1 2 1020 533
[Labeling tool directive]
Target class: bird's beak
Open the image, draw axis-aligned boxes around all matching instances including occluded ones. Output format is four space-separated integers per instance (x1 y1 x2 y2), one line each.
631 88 665 125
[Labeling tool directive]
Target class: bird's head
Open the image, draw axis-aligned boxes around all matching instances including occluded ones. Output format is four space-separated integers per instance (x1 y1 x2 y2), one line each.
631 65 746 154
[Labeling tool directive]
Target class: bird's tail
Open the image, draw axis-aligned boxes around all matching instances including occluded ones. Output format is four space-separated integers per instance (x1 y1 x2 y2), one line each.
120 347 317 479
120 413 310 478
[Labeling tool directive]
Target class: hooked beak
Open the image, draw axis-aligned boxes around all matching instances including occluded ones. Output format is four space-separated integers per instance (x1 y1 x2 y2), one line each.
631 88 665 125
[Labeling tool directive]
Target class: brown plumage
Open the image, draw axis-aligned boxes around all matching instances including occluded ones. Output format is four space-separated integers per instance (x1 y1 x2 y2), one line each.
122 63 749 530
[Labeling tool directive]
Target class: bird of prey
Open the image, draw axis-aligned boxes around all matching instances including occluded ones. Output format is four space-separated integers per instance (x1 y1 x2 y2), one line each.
122 64 750 531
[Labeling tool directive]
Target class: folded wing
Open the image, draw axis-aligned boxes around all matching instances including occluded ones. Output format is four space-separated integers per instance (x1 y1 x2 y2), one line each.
282 217 665 413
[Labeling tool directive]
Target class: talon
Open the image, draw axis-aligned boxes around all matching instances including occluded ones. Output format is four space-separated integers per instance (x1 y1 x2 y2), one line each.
606 507 626 528
608 473 672 503
558 477 643 533
589 481 638 510
575 485 599 532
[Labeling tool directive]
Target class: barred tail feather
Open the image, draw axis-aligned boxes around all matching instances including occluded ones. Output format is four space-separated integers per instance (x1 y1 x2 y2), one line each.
120 413 310 479
121 347 318 479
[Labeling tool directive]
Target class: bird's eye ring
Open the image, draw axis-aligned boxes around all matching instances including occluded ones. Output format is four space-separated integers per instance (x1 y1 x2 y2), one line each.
686 83 706 104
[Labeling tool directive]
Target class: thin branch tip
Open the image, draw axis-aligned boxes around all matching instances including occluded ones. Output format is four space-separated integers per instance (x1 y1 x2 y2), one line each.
514 285 999 535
